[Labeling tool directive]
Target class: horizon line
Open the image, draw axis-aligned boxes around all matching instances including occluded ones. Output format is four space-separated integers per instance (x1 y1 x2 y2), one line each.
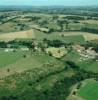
0 5 98 7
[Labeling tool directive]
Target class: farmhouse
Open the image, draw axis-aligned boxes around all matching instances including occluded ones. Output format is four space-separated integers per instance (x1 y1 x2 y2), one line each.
73 44 98 59
20 47 29 51
79 47 98 59
4 48 14 52
72 44 85 53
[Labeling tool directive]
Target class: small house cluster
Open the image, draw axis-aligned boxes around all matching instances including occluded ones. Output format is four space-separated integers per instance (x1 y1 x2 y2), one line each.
73 44 98 60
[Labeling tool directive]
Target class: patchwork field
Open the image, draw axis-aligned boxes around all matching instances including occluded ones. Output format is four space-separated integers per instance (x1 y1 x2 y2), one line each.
34 29 98 43
60 32 98 41
34 30 85 43
0 28 98 42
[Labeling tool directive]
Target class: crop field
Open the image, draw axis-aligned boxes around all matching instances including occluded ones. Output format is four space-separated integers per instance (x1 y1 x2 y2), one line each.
83 33 98 41
77 79 98 100
0 29 34 41
59 31 98 41
34 29 98 43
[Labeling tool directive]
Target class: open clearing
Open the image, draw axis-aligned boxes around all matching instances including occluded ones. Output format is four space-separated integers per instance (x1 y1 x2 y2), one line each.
45 47 67 58
0 29 34 41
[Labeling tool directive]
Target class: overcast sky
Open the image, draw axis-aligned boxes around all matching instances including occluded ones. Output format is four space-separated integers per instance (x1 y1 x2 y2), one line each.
0 0 98 6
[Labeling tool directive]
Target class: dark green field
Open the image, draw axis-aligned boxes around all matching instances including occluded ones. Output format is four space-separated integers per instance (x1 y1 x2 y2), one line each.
78 79 98 100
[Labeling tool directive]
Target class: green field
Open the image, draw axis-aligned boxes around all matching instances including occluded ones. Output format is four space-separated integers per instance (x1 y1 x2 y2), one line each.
0 49 66 78
77 60 98 73
0 50 26 68
34 29 85 43
78 79 98 100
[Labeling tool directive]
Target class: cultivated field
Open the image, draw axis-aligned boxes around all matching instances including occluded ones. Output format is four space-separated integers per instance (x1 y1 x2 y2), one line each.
60 32 98 41
0 29 34 41
83 33 98 41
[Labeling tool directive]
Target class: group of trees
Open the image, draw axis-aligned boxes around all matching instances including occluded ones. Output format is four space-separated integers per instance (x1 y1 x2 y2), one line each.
57 19 69 31
81 27 98 34
64 16 85 20
0 40 33 49
43 39 65 47
82 41 98 52
0 41 7 48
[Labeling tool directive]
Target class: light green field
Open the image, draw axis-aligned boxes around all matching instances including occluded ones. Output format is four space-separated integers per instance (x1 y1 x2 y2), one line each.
45 47 67 58
0 49 65 78
0 30 34 41
0 49 27 68
77 60 98 73
46 23 61 30
63 23 84 30
78 79 98 100
62 50 81 62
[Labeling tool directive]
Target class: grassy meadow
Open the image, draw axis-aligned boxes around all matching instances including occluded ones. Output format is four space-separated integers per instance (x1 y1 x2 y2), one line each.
78 79 98 100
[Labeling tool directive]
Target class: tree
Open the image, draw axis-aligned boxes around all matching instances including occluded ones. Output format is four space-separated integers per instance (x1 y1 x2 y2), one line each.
52 15 58 20
57 19 69 31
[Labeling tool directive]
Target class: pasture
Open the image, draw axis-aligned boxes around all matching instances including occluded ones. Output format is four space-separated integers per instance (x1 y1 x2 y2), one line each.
0 49 27 68
77 60 98 73
0 49 65 78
